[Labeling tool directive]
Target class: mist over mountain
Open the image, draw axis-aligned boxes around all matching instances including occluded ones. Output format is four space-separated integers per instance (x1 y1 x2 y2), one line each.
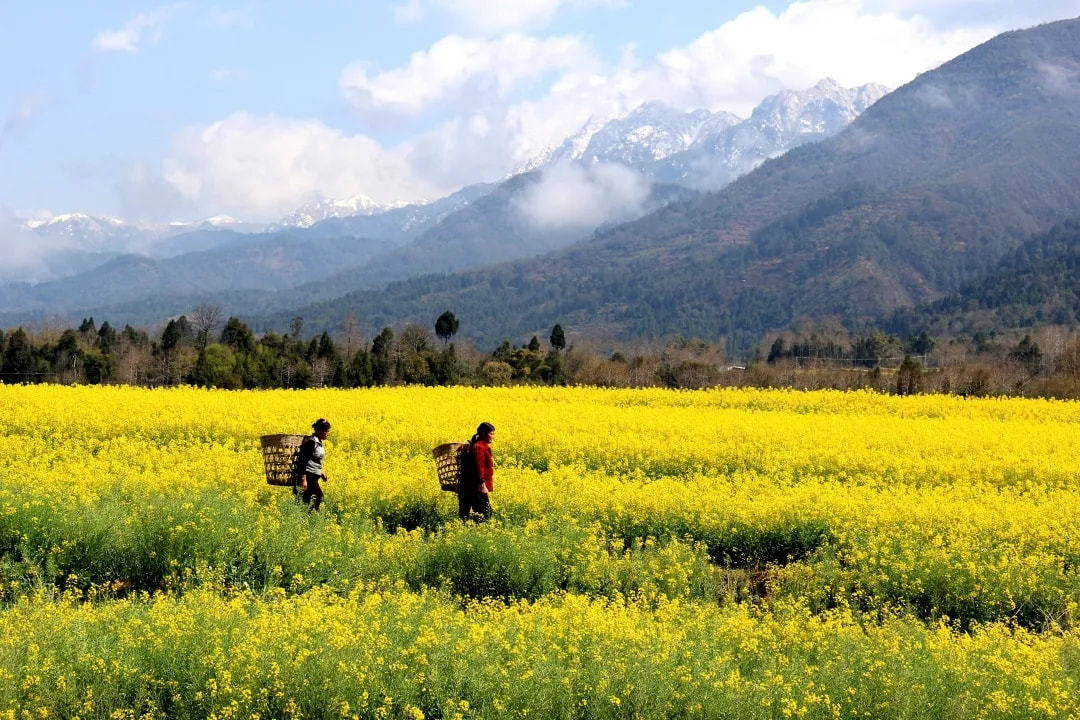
253 18 1080 353
0 212 261 284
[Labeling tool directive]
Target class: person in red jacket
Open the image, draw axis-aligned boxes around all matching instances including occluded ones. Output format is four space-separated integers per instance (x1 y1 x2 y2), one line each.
458 422 495 522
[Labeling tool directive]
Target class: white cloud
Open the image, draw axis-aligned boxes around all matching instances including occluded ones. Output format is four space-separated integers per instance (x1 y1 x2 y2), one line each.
644 0 994 115
863 0 1080 30
358 0 1020 193
91 4 184 54
158 113 439 221
340 33 595 119
514 161 649 229
393 0 624 34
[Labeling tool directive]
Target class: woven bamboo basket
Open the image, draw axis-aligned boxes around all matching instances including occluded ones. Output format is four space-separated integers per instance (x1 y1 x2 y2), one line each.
432 442 466 492
261 434 307 486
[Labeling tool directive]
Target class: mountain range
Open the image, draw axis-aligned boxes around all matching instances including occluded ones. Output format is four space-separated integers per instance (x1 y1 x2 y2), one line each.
536 78 888 191
246 17 1080 352
0 78 885 328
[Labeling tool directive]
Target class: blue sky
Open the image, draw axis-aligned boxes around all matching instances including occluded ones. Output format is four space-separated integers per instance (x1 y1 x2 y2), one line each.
2 0 1078 224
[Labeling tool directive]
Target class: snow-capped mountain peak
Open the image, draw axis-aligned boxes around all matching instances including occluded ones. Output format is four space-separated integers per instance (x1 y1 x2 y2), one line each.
24 212 128 231
525 102 742 174
513 79 887 190
273 195 410 230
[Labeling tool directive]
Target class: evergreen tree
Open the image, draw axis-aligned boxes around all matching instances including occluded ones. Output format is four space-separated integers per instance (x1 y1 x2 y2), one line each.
97 321 117 353
549 324 566 351
435 310 459 344
896 355 924 395
161 317 193 352
767 337 785 363
540 348 569 385
492 340 514 364
1 328 35 382
371 328 394 384
220 317 255 353
82 349 115 384
347 348 374 387
122 325 149 347
527 336 541 352
909 331 935 356
316 331 337 360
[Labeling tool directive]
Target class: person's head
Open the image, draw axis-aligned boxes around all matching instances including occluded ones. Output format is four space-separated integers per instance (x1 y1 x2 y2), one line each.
312 418 331 440
472 421 495 444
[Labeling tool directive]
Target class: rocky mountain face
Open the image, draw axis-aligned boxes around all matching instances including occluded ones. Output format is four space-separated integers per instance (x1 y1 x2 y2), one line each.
656 79 889 189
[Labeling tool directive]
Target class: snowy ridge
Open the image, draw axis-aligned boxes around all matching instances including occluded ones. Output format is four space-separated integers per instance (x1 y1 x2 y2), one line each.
517 78 889 191
272 195 410 230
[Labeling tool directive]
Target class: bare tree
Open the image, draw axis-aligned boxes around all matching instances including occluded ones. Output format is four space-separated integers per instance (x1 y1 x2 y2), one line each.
342 313 360 358
117 342 152 385
191 304 223 349
311 357 330 387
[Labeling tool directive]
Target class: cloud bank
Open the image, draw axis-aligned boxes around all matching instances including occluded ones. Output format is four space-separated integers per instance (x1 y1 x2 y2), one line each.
158 113 438 222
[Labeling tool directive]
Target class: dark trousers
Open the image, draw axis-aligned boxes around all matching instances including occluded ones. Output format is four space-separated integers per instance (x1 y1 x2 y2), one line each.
301 473 324 511
458 486 491 522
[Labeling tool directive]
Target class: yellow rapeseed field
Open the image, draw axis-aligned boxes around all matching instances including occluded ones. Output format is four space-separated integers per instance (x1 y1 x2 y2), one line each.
1 384 1079 718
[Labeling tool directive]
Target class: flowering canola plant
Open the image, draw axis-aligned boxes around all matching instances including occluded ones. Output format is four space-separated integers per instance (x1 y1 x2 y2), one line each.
1 384 1080 718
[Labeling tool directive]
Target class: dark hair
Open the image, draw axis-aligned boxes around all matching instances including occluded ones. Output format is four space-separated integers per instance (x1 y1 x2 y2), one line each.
471 421 495 443
312 418 331 433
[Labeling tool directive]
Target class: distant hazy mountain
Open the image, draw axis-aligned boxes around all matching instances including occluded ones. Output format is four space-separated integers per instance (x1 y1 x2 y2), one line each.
0 212 264 284
297 182 496 241
22 212 258 255
270 195 409 230
0 233 387 319
258 18 1080 352
0 183 502 324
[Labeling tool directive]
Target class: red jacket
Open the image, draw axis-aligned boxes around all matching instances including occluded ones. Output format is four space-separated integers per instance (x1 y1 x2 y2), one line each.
472 440 494 492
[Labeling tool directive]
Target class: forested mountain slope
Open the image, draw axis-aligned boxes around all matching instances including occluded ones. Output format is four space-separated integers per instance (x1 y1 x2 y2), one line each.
886 218 1080 336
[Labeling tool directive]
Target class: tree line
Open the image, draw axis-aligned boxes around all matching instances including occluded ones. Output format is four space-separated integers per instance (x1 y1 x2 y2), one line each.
0 307 575 390
4 307 1080 399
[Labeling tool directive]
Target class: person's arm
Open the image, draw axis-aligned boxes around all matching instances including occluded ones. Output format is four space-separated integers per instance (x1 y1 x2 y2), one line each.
476 443 493 494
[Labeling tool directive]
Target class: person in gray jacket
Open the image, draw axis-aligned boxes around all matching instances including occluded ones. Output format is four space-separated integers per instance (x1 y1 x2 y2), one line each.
294 418 331 511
